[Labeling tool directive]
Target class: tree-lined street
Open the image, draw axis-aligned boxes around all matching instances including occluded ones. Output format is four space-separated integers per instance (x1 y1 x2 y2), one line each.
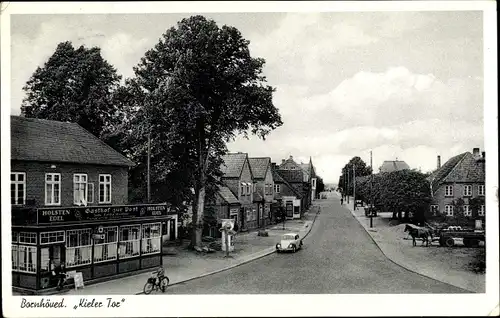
166 196 467 294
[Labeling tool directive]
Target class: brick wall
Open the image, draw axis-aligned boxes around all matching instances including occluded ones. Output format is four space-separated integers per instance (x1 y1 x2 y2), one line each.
11 160 129 207
432 182 485 215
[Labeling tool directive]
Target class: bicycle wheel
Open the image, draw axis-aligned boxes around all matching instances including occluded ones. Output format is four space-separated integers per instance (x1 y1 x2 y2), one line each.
160 276 170 293
143 282 154 295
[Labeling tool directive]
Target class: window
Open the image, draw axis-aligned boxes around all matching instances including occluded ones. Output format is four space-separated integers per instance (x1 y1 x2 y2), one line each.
73 174 88 205
119 225 140 259
11 172 26 205
430 205 439 216
99 174 112 203
463 185 472 197
94 226 118 263
66 229 92 267
40 231 65 244
252 209 257 221
274 184 281 193
19 232 37 245
87 183 94 203
45 173 61 205
240 183 245 196
253 183 257 193
463 205 471 217
445 205 454 216
12 232 18 243
478 205 485 216
12 245 19 270
246 209 251 221
312 178 317 188
478 185 485 196
17 245 37 273
246 184 251 196
141 223 161 255
444 185 453 197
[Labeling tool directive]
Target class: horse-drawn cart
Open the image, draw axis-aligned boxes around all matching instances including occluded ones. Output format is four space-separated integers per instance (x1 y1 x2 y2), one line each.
438 229 485 247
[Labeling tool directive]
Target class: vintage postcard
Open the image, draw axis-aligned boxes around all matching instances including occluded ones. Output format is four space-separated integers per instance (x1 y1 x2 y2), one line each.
1 1 498 317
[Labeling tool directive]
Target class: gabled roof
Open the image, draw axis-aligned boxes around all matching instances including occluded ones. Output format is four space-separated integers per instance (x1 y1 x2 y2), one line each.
272 167 302 198
10 116 134 167
299 163 310 175
220 153 248 178
429 152 484 192
276 169 303 183
248 157 271 179
379 160 410 173
217 185 240 205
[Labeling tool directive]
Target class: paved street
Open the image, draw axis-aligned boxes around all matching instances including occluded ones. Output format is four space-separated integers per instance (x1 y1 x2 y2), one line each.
166 196 469 294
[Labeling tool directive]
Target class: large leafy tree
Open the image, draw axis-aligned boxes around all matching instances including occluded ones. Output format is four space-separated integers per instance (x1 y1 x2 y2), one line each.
339 156 372 196
21 41 122 138
123 16 282 247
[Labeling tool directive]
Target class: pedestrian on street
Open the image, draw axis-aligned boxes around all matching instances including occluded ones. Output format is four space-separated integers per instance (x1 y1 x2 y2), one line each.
340 197 344 205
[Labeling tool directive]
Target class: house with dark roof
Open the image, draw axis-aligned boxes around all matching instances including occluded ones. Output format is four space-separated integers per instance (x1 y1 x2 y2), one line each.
10 116 179 294
219 153 258 230
271 162 303 219
379 160 410 173
278 155 317 213
427 148 486 225
204 185 241 237
248 157 274 227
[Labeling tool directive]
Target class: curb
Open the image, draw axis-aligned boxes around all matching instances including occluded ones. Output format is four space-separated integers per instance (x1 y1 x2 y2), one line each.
135 205 321 295
342 199 474 293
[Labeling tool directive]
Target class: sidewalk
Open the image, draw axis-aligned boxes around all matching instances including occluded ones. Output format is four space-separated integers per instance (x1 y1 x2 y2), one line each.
340 194 485 293
60 206 319 295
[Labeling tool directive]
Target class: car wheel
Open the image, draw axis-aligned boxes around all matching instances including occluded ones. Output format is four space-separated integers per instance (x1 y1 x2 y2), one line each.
445 237 455 247
292 246 296 253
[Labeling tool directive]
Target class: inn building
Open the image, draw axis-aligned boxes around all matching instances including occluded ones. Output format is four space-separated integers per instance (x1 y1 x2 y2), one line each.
10 116 179 294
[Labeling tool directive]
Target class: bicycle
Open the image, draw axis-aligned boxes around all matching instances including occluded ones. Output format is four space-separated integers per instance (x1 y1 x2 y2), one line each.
143 267 169 294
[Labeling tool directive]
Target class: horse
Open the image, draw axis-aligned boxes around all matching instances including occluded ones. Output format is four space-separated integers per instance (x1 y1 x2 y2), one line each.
404 224 433 247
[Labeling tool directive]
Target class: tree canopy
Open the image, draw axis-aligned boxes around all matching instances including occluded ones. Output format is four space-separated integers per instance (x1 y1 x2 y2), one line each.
21 41 122 138
119 15 282 247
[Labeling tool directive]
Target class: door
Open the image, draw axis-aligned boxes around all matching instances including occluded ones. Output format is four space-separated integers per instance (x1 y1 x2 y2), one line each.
169 219 176 240
40 244 64 289
286 201 293 218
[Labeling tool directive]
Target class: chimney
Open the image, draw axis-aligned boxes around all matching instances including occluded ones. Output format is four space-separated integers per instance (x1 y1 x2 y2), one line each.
289 155 293 160
437 155 441 169
472 148 480 159
281 159 285 164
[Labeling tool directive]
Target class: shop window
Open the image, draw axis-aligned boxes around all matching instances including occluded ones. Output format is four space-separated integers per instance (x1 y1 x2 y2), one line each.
479 205 485 216
11 172 26 205
17 245 37 273
73 174 88 205
45 173 61 205
246 209 251 221
66 229 92 267
94 226 118 263
40 231 65 244
40 245 62 272
12 231 18 243
12 245 18 270
119 225 140 259
19 232 37 245
99 174 112 203
141 223 161 255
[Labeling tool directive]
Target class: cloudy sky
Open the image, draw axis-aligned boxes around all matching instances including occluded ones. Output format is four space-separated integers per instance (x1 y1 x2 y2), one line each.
9 11 484 183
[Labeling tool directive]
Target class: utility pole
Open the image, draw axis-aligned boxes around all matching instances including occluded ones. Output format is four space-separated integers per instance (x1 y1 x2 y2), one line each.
370 150 373 228
353 164 356 210
346 168 350 204
147 132 151 203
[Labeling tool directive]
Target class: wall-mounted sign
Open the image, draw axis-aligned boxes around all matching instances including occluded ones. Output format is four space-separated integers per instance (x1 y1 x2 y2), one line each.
37 204 174 224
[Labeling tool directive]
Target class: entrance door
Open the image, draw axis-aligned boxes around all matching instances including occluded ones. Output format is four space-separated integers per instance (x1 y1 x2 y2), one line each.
40 244 64 289
286 201 293 218
169 219 176 240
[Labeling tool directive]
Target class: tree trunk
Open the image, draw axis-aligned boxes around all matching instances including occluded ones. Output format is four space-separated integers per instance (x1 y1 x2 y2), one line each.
397 210 402 220
392 211 397 219
191 183 205 248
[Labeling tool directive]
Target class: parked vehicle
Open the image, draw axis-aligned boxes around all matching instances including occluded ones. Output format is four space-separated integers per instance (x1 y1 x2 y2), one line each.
276 233 303 253
143 267 169 294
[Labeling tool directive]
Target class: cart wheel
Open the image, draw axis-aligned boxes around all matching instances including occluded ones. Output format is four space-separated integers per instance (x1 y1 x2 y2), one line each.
143 282 154 294
445 237 455 247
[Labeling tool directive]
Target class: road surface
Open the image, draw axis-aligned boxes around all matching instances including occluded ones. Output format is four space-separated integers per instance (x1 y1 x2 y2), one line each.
167 196 469 294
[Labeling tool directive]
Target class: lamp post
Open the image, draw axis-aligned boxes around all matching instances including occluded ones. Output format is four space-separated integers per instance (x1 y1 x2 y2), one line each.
346 168 350 204
353 164 356 210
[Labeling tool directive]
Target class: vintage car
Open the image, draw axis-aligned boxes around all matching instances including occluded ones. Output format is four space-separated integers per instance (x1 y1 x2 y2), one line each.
276 233 303 253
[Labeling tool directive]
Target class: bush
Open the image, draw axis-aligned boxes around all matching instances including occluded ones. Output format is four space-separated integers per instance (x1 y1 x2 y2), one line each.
469 248 486 274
